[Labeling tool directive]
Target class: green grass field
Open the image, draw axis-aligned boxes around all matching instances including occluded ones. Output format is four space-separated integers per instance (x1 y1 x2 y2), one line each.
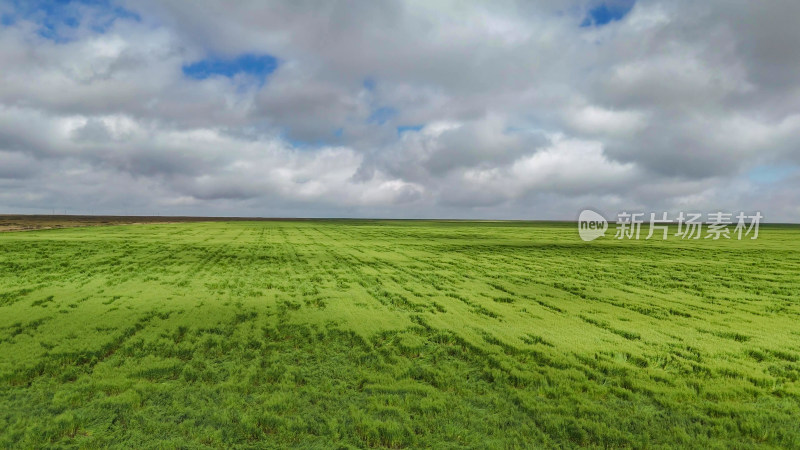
1 220 799 448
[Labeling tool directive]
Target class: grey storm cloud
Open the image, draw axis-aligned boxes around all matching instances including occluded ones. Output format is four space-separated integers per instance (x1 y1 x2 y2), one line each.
0 0 799 220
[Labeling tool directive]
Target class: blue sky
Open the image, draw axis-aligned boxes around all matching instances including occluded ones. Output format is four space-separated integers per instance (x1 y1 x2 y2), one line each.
581 0 636 27
5 0 139 41
183 54 279 83
748 165 797 184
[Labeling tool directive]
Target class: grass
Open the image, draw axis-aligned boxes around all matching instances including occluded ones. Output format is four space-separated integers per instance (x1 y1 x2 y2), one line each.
1 220 799 448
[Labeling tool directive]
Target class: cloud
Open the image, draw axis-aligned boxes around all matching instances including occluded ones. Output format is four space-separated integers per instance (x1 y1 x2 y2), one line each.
0 151 38 179
0 0 798 220
438 136 638 207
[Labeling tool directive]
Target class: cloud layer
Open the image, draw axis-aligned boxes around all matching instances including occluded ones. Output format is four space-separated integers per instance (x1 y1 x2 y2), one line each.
1 0 799 220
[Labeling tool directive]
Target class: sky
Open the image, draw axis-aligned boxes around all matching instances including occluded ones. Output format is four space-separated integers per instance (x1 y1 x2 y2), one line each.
1 0 799 221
